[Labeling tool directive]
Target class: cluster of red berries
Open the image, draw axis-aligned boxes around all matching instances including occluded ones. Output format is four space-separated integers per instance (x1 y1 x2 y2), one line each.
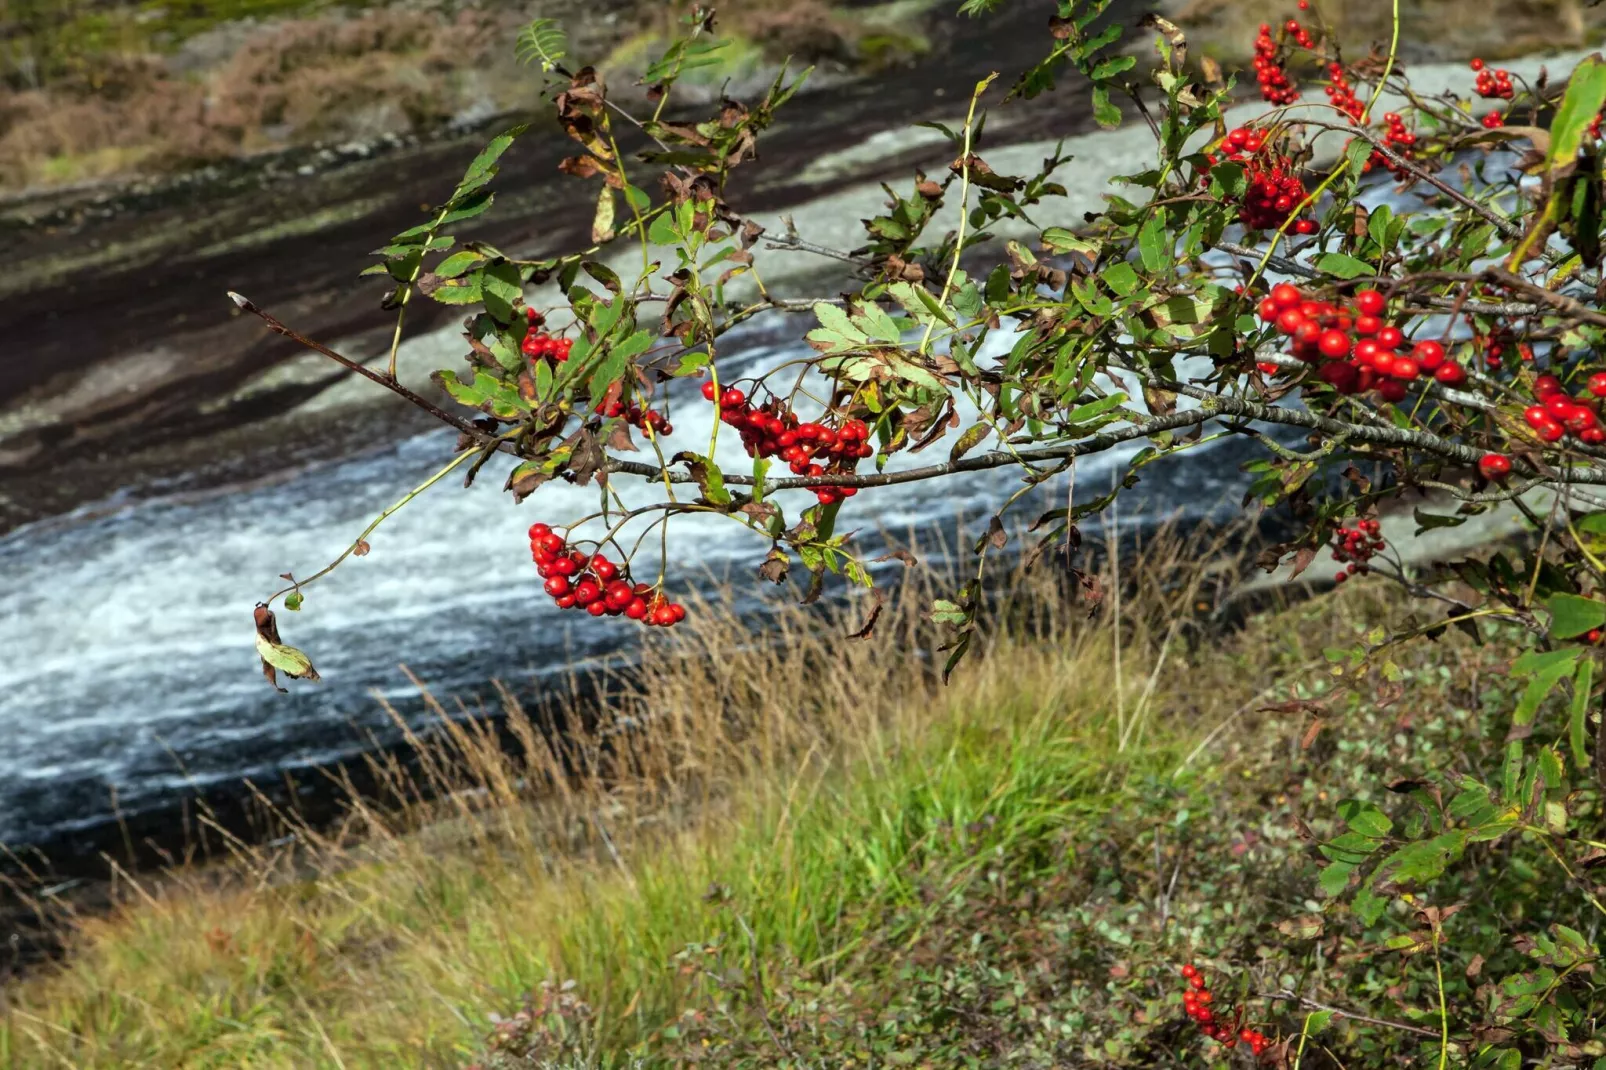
1326 61 1365 123
1204 127 1317 233
1470 58 1514 99
1252 23 1301 105
596 397 673 437
1179 964 1271 1058
521 309 574 363
703 382 874 505
1482 110 1506 130
1522 374 1606 445
1475 326 1530 370
1367 111 1417 174
528 523 686 626
1331 517 1384 583
1256 283 1468 399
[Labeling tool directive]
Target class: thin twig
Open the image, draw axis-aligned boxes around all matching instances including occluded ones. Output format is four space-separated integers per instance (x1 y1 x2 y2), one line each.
229 292 488 443
1257 991 1447 1040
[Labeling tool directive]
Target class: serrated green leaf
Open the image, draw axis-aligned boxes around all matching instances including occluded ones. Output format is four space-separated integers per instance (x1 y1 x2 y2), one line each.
456 125 526 197
481 261 523 324
1317 860 1355 897
1138 209 1169 274
1339 798 1393 838
434 250 487 279
1315 252 1376 280
1546 593 1605 639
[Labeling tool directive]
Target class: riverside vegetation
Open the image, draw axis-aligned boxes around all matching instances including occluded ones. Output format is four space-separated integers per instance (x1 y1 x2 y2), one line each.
8 0 1606 1066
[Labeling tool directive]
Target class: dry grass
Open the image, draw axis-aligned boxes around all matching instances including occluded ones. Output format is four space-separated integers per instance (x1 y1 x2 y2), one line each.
0 522 1265 1068
0 7 517 193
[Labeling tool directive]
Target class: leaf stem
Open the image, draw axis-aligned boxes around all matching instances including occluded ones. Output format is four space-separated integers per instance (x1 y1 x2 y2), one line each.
918 73 996 357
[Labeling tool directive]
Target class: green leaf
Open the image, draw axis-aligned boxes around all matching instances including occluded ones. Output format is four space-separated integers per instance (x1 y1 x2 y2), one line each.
434 368 530 419
1138 209 1169 274
931 599 970 626
1546 593 1605 639
1571 656 1594 771
1352 887 1388 927
1317 860 1355 897
1091 84 1121 129
814 302 864 341
1090 55 1137 80
1370 831 1467 889
649 212 680 246
456 125 527 196
1315 252 1376 280
1041 227 1099 256
481 261 523 324
1066 392 1128 425
1101 261 1140 296
429 271 485 305
437 190 495 227
514 18 569 72
434 250 487 279
1338 798 1394 838
1546 55 1606 180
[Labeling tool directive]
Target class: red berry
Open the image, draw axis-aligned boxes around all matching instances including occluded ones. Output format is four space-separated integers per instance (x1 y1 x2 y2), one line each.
555 594 577 609
625 598 649 620
544 576 571 597
1536 417 1566 442
1534 374 1565 398
1354 289 1386 316
1412 339 1445 367
574 580 601 606
653 605 677 626
1375 326 1404 350
1317 329 1352 358
1390 357 1421 380
587 601 608 616
1525 404 1552 428
1589 629 1603 643
528 522 551 540
1270 283 1303 309
1587 372 1606 397
702 380 718 401
1433 361 1467 386
1378 379 1408 403
1257 297 1281 322
1354 314 1382 336
721 388 746 408
1478 453 1512 479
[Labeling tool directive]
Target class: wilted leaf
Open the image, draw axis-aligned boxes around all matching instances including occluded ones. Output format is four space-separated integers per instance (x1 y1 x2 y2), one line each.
254 604 320 693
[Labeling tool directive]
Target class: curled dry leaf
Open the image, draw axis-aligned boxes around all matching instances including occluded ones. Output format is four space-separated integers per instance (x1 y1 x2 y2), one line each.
254 603 321 693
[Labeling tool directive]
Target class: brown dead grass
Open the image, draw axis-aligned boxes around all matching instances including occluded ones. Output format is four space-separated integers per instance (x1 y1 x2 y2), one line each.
0 8 513 192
